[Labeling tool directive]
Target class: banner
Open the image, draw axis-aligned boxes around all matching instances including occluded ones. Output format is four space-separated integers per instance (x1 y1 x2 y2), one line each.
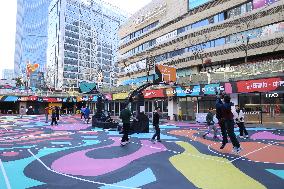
155 65 177 83
113 92 129 100
236 77 284 93
143 89 165 99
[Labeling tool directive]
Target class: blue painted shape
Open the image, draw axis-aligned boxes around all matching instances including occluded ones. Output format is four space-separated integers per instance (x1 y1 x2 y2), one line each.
0 140 100 189
100 168 156 189
234 128 275 131
81 136 98 139
266 169 284 180
106 131 177 140
0 145 36 151
50 142 72 145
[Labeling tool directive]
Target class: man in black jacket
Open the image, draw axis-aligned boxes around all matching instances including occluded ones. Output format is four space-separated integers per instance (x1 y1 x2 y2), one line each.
120 103 132 146
216 92 228 149
151 107 161 143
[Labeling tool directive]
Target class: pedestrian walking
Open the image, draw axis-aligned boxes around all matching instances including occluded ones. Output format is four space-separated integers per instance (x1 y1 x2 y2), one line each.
84 106 90 124
151 107 161 143
234 105 248 139
216 92 228 149
55 106 60 121
202 107 218 139
44 106 50 123
19 106 25 118
51 109 58 126
26 106 34 115
81 106 86 119
222 95 242 154
120 103 132 146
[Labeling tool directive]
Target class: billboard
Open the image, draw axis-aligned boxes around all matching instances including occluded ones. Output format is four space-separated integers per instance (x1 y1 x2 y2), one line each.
253 0 278 9
188 0 212 10
79 82 97 94
155 64 177 83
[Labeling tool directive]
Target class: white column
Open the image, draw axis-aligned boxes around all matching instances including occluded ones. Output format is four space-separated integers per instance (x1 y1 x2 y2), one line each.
168 98 178 120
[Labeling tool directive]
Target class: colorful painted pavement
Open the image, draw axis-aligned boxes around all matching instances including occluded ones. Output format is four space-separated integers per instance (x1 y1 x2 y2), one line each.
0 115 284 189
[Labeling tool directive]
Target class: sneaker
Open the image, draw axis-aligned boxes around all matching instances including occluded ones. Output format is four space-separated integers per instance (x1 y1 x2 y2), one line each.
233 147 243 155
157 140 162 142
125 140 130 144
120 142 126 146
220 143 227 149
150 139 155 143
239 136 244 139
245 135 249 138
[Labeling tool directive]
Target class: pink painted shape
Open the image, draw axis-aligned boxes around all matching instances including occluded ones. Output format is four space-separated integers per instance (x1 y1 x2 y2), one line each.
51 137 166 176
250 131 284 140
46 123 90 131
165 122 206 127
1 151 19 157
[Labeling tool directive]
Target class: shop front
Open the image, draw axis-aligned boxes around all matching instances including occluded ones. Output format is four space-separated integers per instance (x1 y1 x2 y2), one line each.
143 89 168 119
110 92 129 116
0 96 19 114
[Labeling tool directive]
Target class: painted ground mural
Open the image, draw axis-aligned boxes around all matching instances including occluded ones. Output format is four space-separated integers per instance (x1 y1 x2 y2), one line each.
0 115 283 189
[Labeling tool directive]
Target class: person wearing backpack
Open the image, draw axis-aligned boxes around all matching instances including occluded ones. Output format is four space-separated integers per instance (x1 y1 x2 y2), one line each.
202 107 218 140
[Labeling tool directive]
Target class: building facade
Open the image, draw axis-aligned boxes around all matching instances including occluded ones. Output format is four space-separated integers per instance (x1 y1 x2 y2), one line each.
46 0 126 90
117 0 284 126
14 0 52 88
1 69 15 80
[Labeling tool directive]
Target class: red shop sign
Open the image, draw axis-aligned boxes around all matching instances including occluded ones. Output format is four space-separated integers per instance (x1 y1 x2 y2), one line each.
28 96 38 101
237 77 284 93
143 89 165 99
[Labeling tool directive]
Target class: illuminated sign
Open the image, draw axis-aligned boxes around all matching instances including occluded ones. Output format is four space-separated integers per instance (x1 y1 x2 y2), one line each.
265 93 279 98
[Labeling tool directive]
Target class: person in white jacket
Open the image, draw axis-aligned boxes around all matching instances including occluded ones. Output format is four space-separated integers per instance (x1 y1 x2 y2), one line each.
234 105 248 138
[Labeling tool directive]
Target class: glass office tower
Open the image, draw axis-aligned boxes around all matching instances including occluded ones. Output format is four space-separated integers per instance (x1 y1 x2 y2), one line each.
14 0 52 88
46 0 126 90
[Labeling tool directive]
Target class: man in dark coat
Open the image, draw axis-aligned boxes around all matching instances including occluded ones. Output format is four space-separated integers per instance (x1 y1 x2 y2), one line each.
120 103 132 146
151 107 161 143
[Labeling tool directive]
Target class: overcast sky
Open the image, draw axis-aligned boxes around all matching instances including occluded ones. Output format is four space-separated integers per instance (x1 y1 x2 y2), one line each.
0 0 152 78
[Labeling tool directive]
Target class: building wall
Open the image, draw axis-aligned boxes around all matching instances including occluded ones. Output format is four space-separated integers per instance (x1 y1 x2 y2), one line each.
14 0 52 87
118 0 284 83
47 0 126 90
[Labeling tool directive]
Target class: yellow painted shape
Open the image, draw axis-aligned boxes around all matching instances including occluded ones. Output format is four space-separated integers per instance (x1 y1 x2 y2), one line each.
170 142 266 189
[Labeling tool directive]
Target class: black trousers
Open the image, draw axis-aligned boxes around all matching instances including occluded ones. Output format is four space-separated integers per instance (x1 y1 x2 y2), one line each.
121 123 130 142
218 118 228 144
51 118 58 125
237 122 248 136
152 124 160 140
56 113 59 120
225 120 240 148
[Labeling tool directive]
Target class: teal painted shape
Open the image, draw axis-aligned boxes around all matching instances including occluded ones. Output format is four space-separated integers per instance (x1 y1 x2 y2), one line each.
266 169 284 180
50 142 72 145
99 168 156 189
0 140 100 189
81 136 98 139
0 145 36 151
106 131 177 140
